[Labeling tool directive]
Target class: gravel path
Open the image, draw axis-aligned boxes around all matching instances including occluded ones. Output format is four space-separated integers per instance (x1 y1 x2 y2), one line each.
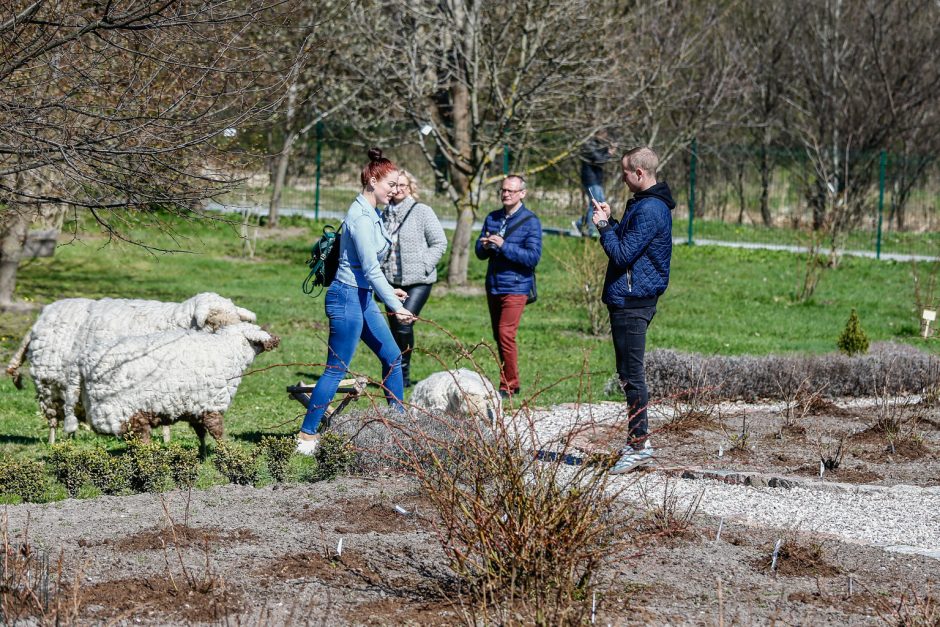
524 402 940 556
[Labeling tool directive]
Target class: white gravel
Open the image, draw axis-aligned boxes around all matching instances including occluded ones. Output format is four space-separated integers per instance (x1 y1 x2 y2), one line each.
518 402 940 556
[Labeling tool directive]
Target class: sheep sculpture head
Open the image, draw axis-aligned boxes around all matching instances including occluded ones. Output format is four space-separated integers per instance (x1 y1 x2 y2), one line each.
187 292 257 331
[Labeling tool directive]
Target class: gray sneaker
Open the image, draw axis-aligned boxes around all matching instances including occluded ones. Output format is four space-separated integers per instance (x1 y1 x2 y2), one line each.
609 446 654 474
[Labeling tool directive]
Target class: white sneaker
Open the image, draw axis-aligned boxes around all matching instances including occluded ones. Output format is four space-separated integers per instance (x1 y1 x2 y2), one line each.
295 434 320 456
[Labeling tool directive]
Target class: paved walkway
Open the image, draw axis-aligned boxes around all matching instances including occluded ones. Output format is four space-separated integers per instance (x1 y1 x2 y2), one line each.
208 202 939 263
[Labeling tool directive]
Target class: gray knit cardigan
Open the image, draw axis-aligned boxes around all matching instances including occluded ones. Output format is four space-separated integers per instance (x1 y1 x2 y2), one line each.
381 196 448 286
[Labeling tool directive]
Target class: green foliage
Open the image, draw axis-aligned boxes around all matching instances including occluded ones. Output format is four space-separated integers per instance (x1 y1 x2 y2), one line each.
124 438 174 493
48 445 103 497
212 441 262 486
166 444 200 488
0 458 47 503
314 433 354 481
259 435 296 483
837 308 870 356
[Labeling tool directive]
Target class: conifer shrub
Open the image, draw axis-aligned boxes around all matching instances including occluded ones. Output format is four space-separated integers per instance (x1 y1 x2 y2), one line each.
259 435 296 482
0 459 47 503
212 441 262 486
837 308 870 356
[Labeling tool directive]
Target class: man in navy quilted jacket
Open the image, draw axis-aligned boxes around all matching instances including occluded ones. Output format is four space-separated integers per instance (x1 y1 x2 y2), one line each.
591 147 675 473
475 174 543 399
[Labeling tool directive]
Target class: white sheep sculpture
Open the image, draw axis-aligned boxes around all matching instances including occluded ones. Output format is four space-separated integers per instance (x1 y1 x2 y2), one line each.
5 292 257 443
409 369 502 425
78 322 279 455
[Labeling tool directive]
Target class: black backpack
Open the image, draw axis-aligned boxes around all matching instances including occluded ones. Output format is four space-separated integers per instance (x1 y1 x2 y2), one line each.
302 224 342 296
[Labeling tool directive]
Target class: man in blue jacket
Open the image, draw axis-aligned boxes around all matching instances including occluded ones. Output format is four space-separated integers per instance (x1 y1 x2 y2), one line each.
475 174 542 399
591 147 675 473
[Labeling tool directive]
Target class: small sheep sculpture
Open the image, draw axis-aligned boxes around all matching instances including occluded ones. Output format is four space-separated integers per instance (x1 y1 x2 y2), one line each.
78 322 279 455
5 292 257 443
409 369 502 425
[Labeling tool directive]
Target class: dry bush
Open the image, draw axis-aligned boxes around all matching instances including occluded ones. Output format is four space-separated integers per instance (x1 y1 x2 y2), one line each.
646 342 936 402
158 495 232 604
1 513 81 625
758 537 840 578
345 364 636 624
636 477 703 540
870 367 925 452
659 360 722 432
553 239 610 337
877 583 939 626
815 433 847 472
721 414 752 454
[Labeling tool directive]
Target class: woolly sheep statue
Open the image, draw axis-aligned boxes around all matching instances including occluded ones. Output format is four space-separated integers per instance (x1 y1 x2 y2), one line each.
409 369 502 425
78 322 279 455
5 292 257 443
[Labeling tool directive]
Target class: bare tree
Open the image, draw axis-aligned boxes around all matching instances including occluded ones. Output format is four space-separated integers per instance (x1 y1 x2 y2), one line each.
358 0 740 285
783 0 940 248
0 0 290 309
263 2 364 227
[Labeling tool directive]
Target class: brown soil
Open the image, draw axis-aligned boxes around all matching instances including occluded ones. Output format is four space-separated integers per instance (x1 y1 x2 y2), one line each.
752 540 842 578
648 400 940 487
80 576 243 623
83 523 259 551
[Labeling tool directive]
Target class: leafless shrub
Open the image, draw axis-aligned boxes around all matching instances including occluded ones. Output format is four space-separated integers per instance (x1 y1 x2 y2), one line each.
637 478 703 540
553 239 610 337
722 415 751 454
870 366 924 451
815 433 847 472
1 512 81 625
158 494 230 601
356 366 636 623
660 359 722 432
877 583 939 627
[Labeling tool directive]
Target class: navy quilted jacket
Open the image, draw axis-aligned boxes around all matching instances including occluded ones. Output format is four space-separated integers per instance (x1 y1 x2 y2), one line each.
598 182 675 307
474 205 542 295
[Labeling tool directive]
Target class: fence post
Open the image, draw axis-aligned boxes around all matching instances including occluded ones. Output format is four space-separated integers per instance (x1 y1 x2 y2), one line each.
688 137 697 245
876 149 886 259
314 120 323 221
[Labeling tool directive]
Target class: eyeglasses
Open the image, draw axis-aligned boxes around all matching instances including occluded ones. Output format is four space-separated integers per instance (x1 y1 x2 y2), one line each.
500 188 523 195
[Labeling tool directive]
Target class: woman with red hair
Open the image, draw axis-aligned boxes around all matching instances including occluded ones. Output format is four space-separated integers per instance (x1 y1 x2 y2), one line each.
297 148 414 454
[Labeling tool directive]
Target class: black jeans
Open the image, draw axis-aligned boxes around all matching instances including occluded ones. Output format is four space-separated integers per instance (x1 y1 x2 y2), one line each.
609 305 656 445
385 283 433 385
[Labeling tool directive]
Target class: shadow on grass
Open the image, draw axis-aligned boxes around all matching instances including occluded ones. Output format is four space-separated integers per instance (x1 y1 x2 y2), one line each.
0 434 45 445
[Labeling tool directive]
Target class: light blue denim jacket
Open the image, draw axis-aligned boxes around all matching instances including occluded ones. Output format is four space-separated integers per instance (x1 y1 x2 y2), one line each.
334 194 402 311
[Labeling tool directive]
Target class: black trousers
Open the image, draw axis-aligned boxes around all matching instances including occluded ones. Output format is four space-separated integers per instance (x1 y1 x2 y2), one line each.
609 305 656 444
385 283 433 385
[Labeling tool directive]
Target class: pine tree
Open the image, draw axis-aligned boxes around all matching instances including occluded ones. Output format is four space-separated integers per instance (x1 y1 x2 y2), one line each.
837 308 870 356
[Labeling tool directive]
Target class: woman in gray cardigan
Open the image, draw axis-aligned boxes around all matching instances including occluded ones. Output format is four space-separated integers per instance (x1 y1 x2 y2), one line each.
381 170 447 387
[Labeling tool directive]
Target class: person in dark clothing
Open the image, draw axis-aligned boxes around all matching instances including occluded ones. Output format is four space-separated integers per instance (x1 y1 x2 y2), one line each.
475 174 542 398
590 146 675 473
574 130 615 237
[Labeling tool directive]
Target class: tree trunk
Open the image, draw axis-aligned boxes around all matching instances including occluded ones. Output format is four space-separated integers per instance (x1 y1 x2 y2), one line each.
0 208 31 308
446 79 474 286
268 79 300 228
268 129 297 229
759 139 773 227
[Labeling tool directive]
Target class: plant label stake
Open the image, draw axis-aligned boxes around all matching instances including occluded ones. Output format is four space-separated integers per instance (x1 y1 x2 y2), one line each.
718 444 724 458
770 538 783 571
394 505 410 515
591 591 597 624
716 517 724 542
336 537 343 557
847 575 854 596
819 460 825 478
923 309 936 338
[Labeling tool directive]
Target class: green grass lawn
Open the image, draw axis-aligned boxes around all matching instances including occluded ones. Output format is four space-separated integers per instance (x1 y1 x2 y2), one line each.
0 210 936 469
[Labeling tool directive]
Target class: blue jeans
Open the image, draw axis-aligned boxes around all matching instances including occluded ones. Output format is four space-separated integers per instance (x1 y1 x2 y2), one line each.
609 305 656 444
301 281 404 435
577 183 606 235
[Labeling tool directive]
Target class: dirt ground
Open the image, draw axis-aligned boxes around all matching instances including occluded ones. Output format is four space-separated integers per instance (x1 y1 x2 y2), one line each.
3 469 939 626
3 398 939 625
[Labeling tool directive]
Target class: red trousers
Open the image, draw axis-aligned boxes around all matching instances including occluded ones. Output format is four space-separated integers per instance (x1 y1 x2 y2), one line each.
486 293 528 392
